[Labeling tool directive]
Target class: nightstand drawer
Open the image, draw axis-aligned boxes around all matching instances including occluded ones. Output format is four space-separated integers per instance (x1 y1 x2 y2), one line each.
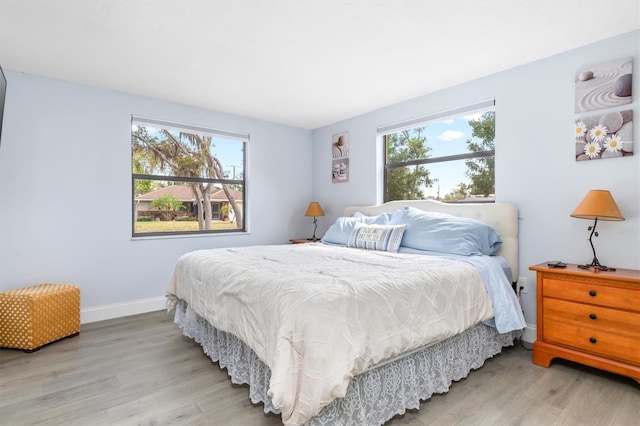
543 278 640 312
543 298 640 339
543 319 640 365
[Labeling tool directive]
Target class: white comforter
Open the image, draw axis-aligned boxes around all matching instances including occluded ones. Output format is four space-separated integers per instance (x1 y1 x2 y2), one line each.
167 243 495 425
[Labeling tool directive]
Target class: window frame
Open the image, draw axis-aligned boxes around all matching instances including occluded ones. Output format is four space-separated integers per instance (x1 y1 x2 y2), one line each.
379 99 495 203
131 115 248 238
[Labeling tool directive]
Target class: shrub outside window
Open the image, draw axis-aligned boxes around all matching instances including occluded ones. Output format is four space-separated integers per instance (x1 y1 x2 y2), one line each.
131 116 247 237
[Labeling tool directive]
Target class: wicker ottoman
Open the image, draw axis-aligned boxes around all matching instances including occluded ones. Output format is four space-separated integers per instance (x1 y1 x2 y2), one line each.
0 283 80 352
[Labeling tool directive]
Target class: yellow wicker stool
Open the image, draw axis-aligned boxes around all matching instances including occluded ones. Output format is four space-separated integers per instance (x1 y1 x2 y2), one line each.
0 283 80 352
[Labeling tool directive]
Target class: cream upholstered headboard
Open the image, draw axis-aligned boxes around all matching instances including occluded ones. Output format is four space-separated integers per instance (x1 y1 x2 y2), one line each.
343 200 519 279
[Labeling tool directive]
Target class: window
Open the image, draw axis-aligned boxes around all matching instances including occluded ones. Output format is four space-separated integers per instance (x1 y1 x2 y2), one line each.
131 116 247 237
380 100 495 203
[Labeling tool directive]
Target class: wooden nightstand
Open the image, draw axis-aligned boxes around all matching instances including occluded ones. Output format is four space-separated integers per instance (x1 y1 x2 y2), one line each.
529 262 640 383
289 239 319 244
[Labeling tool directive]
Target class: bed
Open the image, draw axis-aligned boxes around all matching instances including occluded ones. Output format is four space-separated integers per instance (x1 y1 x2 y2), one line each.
167 200 526 425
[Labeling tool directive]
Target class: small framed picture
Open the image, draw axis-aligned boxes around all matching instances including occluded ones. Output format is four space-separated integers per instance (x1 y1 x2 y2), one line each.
331 158 349 183
331 132 349 158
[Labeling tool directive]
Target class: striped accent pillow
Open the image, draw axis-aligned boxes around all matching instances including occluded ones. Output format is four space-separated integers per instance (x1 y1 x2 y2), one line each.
347 223 407 253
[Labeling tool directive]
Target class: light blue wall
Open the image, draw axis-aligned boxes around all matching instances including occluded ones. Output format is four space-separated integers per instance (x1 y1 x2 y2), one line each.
311 30 640 328
0 71 313 311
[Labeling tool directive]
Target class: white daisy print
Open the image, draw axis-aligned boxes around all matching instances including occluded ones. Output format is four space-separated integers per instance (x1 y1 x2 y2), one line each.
575 121 587 137
589 125 608 142
584 142 601 159
603 134 623 152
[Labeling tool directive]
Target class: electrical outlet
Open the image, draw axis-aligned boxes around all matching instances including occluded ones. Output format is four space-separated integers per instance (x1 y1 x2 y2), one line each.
518 276 529 294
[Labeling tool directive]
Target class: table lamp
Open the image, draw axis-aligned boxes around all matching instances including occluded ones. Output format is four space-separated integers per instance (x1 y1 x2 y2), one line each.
305 202 325 240
570 190 624 270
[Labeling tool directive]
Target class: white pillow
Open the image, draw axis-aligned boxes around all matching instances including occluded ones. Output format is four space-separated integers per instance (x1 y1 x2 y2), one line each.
347 223 407 253
321 211 400 245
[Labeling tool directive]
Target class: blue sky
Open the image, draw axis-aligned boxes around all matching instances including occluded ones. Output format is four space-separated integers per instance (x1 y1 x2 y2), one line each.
411 111 486 198
210 137 245 179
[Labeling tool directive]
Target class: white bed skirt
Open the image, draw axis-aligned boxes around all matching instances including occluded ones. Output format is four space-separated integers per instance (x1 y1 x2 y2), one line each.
174 299 519 426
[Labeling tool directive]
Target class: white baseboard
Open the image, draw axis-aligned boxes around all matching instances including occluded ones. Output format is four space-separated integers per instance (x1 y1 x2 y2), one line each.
81 296 166 324
522 324 537 344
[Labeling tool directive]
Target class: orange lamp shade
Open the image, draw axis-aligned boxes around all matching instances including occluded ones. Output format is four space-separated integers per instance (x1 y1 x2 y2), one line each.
305 202 325 217
571 190 624 221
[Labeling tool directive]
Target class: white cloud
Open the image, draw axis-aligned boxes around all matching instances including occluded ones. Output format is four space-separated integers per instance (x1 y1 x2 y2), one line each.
438 130 465 141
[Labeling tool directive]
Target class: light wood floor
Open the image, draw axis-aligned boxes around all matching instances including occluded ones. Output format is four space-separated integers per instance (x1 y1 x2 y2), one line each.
1 310 638 426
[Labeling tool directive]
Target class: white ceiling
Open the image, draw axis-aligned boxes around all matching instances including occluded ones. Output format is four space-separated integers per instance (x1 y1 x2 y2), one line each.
1 1 638 130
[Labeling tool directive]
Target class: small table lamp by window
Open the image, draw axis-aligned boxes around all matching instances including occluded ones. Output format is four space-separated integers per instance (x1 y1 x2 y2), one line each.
571 190 624 270
305 202 325 241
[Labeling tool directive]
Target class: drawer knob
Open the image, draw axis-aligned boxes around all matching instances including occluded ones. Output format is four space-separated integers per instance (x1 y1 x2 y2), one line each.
589 290 597 297
589 337 597 344
589 313 597 320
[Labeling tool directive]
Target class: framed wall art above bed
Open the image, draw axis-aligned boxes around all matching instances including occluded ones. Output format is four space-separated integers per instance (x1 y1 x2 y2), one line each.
166 199 525 425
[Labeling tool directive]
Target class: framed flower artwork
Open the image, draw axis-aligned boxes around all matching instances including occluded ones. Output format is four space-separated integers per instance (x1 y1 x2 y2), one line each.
575 110 633 161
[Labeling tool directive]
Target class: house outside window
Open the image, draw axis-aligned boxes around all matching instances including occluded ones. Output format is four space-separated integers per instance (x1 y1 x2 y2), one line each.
380 99 496 203
131 116 247 237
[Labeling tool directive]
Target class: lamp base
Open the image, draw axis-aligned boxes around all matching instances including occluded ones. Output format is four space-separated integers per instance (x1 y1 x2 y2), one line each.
577 260 616 272
577 218 616 271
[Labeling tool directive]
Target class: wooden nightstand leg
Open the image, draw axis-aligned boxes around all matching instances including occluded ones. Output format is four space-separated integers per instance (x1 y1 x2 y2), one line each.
532 341 554 367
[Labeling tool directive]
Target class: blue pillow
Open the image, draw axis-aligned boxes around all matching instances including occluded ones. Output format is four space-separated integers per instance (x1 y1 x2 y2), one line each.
347 223 407 253
350 210 402 223
321 212 399 245
390 206 502 255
